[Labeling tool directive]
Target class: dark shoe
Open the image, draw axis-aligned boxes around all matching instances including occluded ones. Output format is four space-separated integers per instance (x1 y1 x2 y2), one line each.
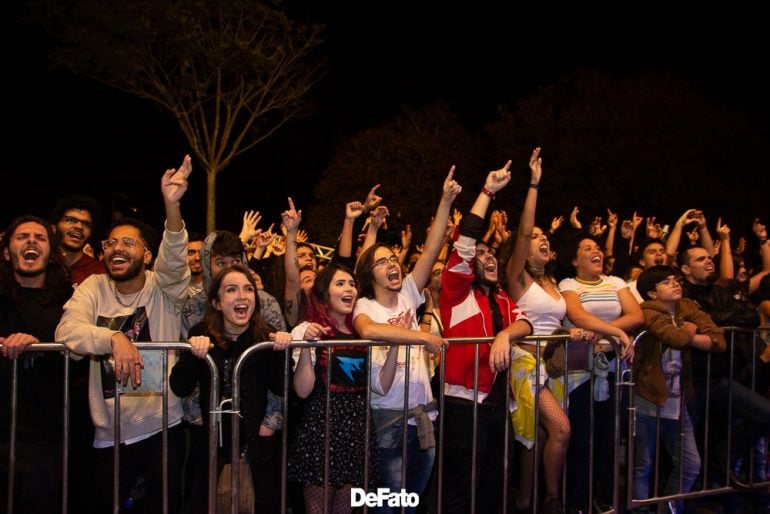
726 470 752 491
543 496 564 514
592 497 612 513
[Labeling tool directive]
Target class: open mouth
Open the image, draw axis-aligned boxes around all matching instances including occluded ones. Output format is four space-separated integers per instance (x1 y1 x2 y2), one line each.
233 304 250 316
386 269 400 281
110 255 128 265
67 231 84 242
538 243 549 256
22 248 40 262
484 263 496 273
590 255 602 265
341 294 354 306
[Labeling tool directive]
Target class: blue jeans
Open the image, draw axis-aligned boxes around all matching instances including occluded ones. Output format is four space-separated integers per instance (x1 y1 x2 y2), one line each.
376 423 436 514
633 411 701 511
689 377 770 469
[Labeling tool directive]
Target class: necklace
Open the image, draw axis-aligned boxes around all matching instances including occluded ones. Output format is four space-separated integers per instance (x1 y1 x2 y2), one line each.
113 282 141 309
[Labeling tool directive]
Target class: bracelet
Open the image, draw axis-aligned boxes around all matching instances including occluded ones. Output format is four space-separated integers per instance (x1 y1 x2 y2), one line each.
420 321 431 326
423 312 433 318
481 187 495 199
529 183 540 190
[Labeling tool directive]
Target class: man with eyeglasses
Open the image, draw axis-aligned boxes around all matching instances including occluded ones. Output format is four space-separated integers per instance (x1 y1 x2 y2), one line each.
50 194 106 286
55 156 193 513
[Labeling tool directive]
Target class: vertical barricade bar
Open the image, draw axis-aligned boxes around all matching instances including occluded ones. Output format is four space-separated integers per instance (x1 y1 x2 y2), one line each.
436 343 446 514
161 349 169 514
364 344 373 514
204 353 220 514
324 345 333 514
611 337 622 514
281 349 290 514
532 339 541 514
62 349 71 514
113 370 121 514
6 359 19 514
471 340 480 514
502 349 511 514
725 329 735 488
401 344 411 514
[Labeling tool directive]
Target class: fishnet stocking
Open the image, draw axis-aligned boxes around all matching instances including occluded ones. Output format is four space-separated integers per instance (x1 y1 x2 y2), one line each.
303 484 354 514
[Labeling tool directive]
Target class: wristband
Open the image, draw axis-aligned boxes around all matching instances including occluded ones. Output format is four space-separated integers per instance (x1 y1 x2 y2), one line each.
481 187 495 199
529 183 540 190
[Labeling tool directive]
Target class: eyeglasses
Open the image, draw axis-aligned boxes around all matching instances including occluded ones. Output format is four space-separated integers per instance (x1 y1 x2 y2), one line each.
101 237 144 251
61 215 93 230
372 255 399 269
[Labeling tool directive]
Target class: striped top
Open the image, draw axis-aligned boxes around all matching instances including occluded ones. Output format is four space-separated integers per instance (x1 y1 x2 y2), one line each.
558 275 628 325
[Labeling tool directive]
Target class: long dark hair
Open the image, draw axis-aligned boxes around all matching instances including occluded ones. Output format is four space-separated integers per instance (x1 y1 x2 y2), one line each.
305 262 358 337
0 215 72 305
354 243 391 300
203 265 273 347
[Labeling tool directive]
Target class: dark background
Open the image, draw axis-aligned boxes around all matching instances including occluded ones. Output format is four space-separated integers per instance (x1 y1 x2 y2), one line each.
4 2 769 238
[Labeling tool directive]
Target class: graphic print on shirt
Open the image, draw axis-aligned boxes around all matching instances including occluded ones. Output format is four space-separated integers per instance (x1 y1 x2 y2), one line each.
97 307 164 398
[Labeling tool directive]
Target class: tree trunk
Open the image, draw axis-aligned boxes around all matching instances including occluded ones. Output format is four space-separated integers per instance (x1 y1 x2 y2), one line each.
206 168 217 233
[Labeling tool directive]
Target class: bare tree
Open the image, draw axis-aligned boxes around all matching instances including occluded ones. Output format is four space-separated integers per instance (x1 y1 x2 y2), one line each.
27 0 324 231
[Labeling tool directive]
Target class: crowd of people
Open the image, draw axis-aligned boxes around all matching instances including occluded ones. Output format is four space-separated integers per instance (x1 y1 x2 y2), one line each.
1 150 769 514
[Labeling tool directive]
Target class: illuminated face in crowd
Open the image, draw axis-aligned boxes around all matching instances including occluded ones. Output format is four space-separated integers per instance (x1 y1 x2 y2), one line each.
296 245 317 272
429 261 445 293
102 225 150 283
573 238 604 280
648 274 683 302
213 270 256 335
639 242 666 269
187 241 203 277
299 268 316 296
681 247 716 285
371 247 402 293
210 254 242 279
327 269 357 318
55 209 94 254
473 242 498 287
4 221 51 282
528 226 551 269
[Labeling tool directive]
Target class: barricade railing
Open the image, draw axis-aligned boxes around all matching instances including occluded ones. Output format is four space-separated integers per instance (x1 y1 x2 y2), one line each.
625 326 770 513
1 342 219 514
4 328 768 513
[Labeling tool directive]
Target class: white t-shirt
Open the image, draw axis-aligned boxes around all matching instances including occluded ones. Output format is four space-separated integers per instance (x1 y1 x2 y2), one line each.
559 275 628 325
353 275 437 423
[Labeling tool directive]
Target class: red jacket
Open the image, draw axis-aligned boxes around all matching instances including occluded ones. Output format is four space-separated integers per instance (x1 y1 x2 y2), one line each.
439 233 530 402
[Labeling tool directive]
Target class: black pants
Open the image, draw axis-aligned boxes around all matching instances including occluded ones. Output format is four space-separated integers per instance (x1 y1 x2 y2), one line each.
441 396 513 514
94 424 184 514
0 441 61 514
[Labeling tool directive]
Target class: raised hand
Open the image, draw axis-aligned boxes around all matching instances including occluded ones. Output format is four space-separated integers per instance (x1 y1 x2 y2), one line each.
631 211 643 231
529 147 543 184
370 206 390 230
716 217 730 241
589 216 607 237
452 208 463 226
161 154 192 204
753 218 767 240
550 215 564 234
620 219 634 239
346 201 365 220
485 160 512 194
256 223 276 249
363 184 383 212
687 228 700 246
240 210 262 244
606 209 618 229
402 224 412 248
646 216 663 239
281 197 302 234
296 229 309 244
570 206 582 229
442 165 462 201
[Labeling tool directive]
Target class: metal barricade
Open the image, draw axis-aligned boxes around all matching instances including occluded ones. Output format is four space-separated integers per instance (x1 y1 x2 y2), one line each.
1 342 219 514
625 326 770 513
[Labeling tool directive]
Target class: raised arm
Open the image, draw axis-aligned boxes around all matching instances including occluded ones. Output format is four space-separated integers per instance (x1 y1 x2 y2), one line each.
506 147 542 300
282 198 302 324
338 201 365 259
666 209 698 261
359 206 390 260
160 154 192 232
750 218 770 294
715 218 734 280
410 166 462 289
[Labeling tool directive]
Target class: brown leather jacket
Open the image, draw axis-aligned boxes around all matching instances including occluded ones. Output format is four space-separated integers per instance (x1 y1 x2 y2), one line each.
634 298 725 406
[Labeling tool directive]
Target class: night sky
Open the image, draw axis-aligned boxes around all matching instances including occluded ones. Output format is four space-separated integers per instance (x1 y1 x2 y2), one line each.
5 2 769 238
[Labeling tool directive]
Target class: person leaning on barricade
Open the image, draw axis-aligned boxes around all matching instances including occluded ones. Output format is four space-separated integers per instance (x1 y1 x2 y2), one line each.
633 265 725 513
55 155 193 513
438 159 533 514
0 214 73 514
353 166 461 514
